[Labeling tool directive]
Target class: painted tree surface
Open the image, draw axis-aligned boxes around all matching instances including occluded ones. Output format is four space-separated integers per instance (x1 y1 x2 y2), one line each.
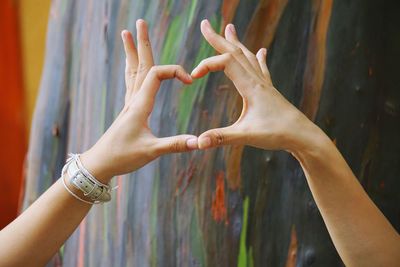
23 0 400 266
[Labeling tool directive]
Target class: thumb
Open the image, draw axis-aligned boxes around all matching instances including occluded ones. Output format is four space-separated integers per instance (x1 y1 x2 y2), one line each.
198 125 241 149
155 134 199 155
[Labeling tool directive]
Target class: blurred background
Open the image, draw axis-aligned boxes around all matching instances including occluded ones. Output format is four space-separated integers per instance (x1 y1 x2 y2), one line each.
0 0 51 229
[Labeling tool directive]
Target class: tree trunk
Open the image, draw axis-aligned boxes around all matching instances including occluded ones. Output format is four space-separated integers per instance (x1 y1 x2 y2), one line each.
23 0 400 266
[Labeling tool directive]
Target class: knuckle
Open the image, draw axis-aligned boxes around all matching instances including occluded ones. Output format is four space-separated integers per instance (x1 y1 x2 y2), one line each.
232 47 243 56
169 140 183 153
214 131 224 146
225 53 234 63
249 53 258 62
125 69 138 79
174 65 184 77
143 40 151 48
138 63 151 73
177 65 185 73
149 65 158 73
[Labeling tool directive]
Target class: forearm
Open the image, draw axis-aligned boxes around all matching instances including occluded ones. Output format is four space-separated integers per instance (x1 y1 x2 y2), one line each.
0 176 93 267
290 120 400 267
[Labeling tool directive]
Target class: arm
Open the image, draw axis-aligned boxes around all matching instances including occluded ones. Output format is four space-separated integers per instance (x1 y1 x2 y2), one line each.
192 19 400 267
0 19 198 267
292 121 400 267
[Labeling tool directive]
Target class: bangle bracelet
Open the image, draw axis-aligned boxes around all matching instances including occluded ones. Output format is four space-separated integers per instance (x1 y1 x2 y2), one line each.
61 174 96 205
61 153 114 204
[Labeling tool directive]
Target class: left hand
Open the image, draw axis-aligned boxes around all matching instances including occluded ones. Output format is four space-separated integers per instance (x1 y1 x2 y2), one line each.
191 20 312 153
80 19 198 183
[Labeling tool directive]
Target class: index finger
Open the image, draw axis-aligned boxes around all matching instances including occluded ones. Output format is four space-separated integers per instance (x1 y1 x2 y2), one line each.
201 20 257 75
133 65 192 114
200 19 236 53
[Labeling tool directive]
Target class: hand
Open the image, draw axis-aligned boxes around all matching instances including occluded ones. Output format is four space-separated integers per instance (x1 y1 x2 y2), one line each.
80 19 199 183
191 20 319 152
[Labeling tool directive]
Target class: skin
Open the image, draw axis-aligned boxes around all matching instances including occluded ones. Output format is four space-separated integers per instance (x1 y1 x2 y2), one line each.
0 19 399 267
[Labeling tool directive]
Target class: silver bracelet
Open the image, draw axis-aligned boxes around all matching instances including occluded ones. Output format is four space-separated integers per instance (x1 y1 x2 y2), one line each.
61 153 113 204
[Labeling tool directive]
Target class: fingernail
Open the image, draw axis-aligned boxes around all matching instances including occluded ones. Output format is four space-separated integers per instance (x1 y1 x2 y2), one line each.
190 68 197 76
186 137 198 150
203 19 210 26
199 136 211 149
229 24 236 34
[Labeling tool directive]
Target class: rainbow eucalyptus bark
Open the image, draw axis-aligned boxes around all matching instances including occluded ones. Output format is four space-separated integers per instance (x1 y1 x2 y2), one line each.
23 0 400 266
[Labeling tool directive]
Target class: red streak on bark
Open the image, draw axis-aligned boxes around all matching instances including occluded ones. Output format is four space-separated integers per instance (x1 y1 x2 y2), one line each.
211 171 227 223
175 160 196 196
284 225 298 267
221 0 240 28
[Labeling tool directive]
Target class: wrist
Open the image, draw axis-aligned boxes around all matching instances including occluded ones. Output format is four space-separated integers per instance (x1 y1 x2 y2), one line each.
284 113 332 159
80 149 113 184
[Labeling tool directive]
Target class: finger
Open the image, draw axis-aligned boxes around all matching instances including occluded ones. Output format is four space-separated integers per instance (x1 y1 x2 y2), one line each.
134 65 192 111
155 135 199 154
121 30 139 103
224 24 261 73
256 48 272 85
198 125 243 149
200 19 236 53
200 20 255 73
135 19 154 89
121 30 138 68
191 54 250 93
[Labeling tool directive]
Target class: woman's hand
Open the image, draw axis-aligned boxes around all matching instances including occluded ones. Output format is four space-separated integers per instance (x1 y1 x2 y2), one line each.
192 20 322 153
80 20 198 183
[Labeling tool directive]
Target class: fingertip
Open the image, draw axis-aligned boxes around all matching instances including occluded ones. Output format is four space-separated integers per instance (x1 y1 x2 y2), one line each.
198 136 212 149
190 68 199 78
227 23 236 34
136 19 148 34
136 18 146 26
256 48 267 60
191 65 209 79
176 67 193 84
186 137 199 150
121 30 128 39
200 19 212 34
201 19 209 27
183 74 193 84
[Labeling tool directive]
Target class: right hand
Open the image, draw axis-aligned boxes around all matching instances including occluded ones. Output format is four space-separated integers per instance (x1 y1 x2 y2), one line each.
191 19 319 153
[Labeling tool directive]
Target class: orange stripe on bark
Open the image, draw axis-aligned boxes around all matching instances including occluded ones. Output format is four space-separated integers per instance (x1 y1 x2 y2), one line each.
221 0 240 28
284 225 298 267
225 0 289 191
244 0 289 50
300 0 333 120
211 171 227 223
